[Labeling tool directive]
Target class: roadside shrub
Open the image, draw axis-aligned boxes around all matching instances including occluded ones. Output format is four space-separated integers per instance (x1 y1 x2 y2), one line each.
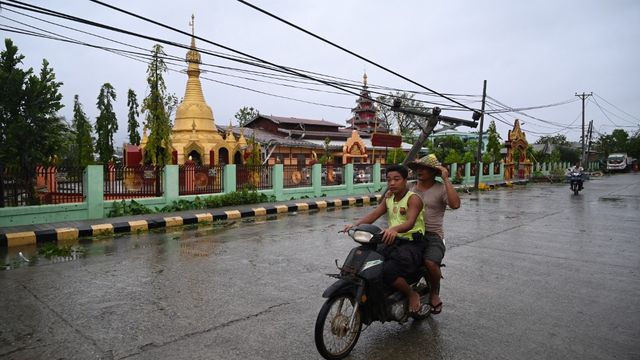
108 190 275 217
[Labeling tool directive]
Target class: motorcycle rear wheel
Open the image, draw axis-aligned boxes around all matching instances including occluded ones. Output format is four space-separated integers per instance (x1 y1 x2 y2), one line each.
314 295 362 360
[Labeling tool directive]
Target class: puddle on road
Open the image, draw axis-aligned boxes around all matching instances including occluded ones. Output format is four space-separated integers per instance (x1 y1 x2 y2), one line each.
599 197 623 202
0 209 340 270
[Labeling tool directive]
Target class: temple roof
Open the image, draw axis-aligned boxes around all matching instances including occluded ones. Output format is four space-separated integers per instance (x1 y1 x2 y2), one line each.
216 126 324 149
245 115 343 128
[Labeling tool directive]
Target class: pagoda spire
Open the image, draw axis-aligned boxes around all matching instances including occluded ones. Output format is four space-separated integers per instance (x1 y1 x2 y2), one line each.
348 72 387 134
173 14 218 133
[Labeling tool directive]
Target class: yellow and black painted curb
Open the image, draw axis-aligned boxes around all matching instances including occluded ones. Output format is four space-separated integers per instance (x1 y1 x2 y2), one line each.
0 195 382 248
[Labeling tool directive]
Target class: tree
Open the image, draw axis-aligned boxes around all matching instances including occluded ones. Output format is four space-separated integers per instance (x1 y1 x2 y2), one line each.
535 134 569 146
72 95 94 167
427 135 465 162
95 83 118 163
385 148 406 164
127 89 141 145
376 92 427 143
535 133 579 163
609 129 629 153
142 44 173 166
318 137 334 165
0 39 66 204
234 106 259 127
628 129 640 159
484 120 502 163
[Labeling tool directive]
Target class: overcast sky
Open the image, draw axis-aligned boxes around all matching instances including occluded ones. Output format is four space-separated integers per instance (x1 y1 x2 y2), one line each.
2 0 639 147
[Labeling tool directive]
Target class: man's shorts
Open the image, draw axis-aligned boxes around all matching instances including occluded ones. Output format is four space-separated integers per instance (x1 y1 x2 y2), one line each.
423 232 446 264
380 236 426 286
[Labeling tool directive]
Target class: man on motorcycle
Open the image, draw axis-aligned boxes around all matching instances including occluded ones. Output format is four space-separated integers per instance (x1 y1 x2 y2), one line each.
407 154 461 315
343 164 426 313
569 162 584 190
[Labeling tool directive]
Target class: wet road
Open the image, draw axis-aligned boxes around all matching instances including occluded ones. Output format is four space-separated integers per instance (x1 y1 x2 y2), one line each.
1 173 639 360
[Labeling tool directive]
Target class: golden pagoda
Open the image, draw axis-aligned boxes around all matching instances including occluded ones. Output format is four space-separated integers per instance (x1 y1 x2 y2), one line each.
169 15 242 165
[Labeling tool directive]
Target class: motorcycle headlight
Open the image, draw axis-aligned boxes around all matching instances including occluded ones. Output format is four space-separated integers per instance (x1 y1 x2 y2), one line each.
351 230 374 244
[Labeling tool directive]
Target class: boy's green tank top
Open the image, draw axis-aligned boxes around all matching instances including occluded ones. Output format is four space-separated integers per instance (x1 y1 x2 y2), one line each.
385 190 425 239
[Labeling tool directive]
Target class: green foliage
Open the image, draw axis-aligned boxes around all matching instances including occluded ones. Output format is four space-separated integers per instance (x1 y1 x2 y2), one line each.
245 135 261 166
38 243 86 259
535 134 569 146
72 95 94 167
485 121 502 163
629 131 640 159
376 92 427 140
108 199 154 217
234 106 259 127
143 44 174 166
444 149 462 164
385 148 406 164
127 89 141 145
96 82 118 163
107 191 275 217
461 151 474 163
428 135 465 162
595 128 639 159
550 167 565 177
481 152 492 164
0 39 66 204
319 137 334 165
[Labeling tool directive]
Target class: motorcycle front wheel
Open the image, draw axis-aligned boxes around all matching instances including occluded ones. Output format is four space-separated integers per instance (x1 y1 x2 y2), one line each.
314 295 362 360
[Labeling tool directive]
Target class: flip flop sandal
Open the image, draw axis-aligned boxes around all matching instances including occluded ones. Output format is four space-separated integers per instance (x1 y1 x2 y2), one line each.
429 302 443 314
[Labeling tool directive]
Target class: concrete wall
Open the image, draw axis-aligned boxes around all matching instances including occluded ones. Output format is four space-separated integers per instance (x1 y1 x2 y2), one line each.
0 161 599 227
0 164 382 227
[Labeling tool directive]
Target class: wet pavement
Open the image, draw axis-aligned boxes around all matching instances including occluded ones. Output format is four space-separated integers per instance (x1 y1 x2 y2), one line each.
1 173 639 359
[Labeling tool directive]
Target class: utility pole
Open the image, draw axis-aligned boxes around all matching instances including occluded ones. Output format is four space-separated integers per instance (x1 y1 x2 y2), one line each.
474 80 487 191
575 92 592 166
586 120 593 168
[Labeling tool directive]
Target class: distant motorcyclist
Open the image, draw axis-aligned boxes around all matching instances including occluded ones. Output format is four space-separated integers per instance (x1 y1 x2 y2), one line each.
568 162 584 190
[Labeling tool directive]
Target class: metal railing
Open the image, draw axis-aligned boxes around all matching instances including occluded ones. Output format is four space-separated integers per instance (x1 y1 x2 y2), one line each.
283 165 311 188
103 164 163 200
353 164 373 184
236 165 272 190
0 165 84 207
321 165 344 186
179 164 224 195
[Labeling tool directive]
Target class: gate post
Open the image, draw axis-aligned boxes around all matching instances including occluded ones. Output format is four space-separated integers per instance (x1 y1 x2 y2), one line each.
85 165 104 219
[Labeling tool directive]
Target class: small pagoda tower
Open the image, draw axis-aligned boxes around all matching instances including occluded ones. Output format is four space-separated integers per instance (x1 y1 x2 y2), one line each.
348 73 388 135
169 15 240 165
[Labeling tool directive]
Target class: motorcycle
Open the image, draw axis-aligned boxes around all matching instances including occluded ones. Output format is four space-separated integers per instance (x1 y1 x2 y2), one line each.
568 170 584 195
314 224 432 360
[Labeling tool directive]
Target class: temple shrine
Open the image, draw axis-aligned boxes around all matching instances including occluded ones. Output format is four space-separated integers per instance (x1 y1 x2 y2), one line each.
126 17 408 169
136 16 245 166
504 119 532 179
348 73 389 135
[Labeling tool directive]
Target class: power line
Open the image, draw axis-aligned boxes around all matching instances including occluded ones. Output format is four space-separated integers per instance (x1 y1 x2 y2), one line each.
0 15 464 112
2 0 478 116
485 97 578 114
2 0 376 102
588 96 619 127
0 24 357 111
593 93 640 124
233 0 478 113
487 95 578 128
